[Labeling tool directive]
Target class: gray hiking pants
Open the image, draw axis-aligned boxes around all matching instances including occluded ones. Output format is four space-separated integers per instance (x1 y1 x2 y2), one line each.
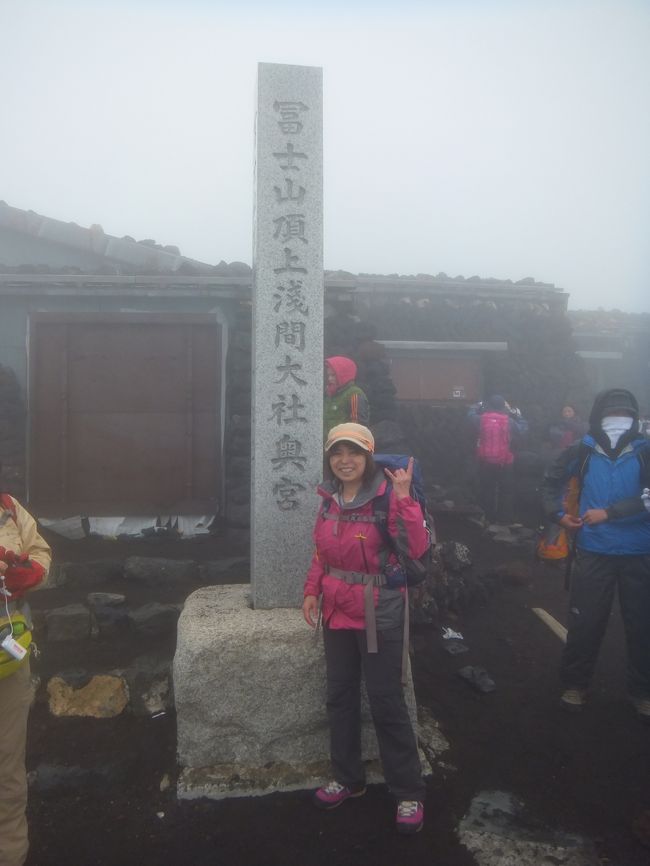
322 624 424 801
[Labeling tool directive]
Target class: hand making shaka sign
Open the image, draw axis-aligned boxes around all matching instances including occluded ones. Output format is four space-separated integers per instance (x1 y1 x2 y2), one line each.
384 457 414 500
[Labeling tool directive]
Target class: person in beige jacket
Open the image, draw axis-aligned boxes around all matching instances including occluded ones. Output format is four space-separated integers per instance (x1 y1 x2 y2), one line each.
0 479 51 866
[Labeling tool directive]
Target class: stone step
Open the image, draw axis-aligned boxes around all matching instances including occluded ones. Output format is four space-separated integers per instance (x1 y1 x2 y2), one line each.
45 555 250 591
33 598 183 643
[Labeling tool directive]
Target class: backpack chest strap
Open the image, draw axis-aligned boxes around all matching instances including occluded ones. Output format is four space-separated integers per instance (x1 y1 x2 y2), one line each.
326 566 386 585
321 511 382 524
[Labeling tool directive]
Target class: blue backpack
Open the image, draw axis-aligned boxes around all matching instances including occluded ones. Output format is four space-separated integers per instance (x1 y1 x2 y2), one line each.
374 454 427 512
373 454 435 586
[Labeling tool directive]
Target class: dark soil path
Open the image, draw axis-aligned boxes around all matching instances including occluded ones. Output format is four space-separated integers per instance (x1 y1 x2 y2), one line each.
25 516 650 865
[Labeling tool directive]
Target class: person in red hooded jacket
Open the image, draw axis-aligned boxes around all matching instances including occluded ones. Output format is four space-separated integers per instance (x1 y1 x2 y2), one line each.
0 477 50 866
323 356 369 438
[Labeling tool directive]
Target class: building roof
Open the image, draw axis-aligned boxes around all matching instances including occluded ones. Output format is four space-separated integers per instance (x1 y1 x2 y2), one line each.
569 308 650 336
0 201 567 304
0 200 251 277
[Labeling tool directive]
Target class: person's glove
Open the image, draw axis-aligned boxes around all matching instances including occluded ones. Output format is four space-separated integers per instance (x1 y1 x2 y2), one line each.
0 547 29 564
2 550 30 566
1 556 45 598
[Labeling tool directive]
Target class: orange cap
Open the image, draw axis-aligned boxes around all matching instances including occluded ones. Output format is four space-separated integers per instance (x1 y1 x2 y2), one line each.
324 423 374 454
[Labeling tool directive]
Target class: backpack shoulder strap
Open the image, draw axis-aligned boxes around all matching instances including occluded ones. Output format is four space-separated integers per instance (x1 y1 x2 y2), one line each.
638 443 650 483
372 485 394 551
562 441 592 591
576 441 592 485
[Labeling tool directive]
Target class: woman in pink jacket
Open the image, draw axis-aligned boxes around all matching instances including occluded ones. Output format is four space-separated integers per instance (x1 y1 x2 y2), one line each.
302 423 429 835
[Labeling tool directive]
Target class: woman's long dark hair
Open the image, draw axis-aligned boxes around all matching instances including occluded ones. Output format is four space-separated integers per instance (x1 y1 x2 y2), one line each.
324 443 377 487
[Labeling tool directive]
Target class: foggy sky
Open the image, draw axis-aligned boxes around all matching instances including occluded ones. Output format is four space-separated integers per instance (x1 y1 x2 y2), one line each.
2 0 649 312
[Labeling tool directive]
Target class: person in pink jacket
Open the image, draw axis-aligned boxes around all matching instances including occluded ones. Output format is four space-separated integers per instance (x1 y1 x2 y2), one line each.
302 423 429 835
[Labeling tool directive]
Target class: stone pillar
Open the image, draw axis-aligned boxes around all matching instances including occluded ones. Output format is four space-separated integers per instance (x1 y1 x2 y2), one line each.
174 66 433 800
251 63 324 609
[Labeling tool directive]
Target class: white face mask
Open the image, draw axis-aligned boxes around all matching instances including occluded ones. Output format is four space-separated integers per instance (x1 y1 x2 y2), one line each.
601 415 634 448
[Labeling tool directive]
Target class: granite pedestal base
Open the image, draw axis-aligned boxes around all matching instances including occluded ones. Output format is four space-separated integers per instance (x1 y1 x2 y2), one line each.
173 584 426 799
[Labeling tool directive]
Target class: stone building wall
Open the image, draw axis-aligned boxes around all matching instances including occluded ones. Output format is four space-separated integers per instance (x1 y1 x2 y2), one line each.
0 364 26 497
223 303 253 527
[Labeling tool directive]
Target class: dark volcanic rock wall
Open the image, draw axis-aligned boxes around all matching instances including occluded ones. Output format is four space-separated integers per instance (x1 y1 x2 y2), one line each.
0 287 585 527
222 291 586 525
0 364 26 497
325 292 588 518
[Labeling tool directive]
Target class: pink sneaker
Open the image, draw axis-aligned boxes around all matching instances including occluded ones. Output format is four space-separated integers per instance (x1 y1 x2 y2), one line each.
396 799 424 834
313 780 366 810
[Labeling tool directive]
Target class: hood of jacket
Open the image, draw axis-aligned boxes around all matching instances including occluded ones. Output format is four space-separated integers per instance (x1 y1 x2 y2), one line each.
485 394 507 412
318 467 386 509
325 356 357 397
588 388 640 457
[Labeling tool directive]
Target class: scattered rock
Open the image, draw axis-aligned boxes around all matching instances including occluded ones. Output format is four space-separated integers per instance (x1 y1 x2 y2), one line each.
417 706 450 770
86 592 127 607
124 557 199 587
492 560 533 587
91 604 130 638
443 639 469 655
457 665 496 693
28 763 125 792
140 679 170 715
43 563 66 588
51 669 92 688
199 558 250 582
439 541 472 570
466 515 487 529
47 674 129 718
127 602 181 636
45 604 91 642
60 560 124 588
458 790 597 865
119 653 173 716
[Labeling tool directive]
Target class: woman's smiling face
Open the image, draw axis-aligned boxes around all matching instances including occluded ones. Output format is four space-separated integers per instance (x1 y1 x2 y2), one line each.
328 442 367 486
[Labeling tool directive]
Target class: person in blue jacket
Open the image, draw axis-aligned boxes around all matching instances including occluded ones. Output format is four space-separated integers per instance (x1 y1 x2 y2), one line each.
541 388 650 720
